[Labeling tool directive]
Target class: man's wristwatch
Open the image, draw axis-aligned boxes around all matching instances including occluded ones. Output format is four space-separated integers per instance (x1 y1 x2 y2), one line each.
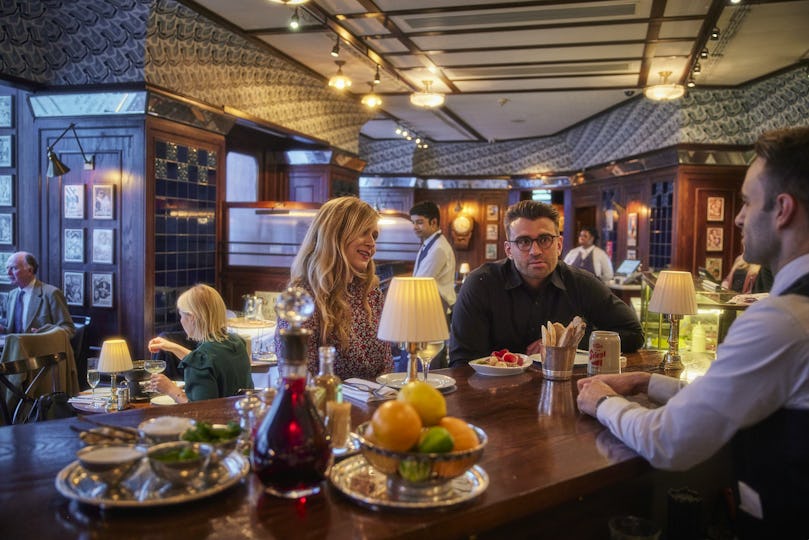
595 394 615 411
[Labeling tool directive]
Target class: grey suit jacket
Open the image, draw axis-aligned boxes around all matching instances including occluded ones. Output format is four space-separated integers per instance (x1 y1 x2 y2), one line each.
4 280 75 338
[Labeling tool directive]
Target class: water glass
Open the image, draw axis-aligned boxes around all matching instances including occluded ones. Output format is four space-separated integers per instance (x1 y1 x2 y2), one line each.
86 357 100 395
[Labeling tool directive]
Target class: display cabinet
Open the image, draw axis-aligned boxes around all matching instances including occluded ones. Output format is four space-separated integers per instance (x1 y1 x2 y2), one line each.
640 272 749 353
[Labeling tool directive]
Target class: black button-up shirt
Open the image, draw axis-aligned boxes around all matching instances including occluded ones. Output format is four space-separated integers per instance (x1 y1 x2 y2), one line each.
449 259 644 365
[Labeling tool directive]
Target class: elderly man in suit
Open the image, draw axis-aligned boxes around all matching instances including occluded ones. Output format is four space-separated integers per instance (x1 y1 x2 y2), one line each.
1 252 74 338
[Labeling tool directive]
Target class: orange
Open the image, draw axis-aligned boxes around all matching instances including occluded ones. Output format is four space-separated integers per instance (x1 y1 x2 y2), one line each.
439 416 478 451
397 381 446 426
370 401 423 452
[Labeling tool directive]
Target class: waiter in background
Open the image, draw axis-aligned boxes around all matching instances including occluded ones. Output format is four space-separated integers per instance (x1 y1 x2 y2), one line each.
563 226 614 282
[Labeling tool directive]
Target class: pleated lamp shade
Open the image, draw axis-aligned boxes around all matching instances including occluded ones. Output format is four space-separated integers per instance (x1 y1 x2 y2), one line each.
98 338 134 374
378 277 449 343
648 271 698 315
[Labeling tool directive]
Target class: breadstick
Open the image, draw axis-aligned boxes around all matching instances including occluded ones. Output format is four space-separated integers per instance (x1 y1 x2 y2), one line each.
547 321 556 346
553 323 566 346
541 324 548 345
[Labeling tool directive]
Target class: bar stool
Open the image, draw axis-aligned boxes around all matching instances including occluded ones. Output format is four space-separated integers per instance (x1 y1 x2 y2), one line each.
0 352 67 424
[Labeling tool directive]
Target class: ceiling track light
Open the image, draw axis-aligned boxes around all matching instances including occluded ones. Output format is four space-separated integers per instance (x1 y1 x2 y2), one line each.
328 60 351 90
268 0 310 4
700 48 709 59
687 77 696 88
710 27 720 40
331 39 340 58
289 7 300 30
373 64 381 85
693 62 701 74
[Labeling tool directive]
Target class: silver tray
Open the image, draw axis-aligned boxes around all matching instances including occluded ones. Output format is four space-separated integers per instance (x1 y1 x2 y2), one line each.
329 455 488 510
55 451 249 508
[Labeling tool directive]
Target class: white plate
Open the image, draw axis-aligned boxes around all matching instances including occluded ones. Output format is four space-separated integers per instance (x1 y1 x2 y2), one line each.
375 372 456 390
149 395 177 406
530 350 590 366
469 353 532 376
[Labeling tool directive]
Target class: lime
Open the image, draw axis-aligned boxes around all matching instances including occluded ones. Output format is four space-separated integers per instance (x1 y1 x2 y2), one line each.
398 458 431 482
417 426 454 453
397 381 446 426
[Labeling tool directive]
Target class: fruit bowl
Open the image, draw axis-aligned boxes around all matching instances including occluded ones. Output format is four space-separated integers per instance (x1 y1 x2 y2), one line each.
355 421 487 488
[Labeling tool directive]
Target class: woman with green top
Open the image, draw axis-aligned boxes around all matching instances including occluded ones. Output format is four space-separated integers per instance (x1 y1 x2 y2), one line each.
148 284 253 403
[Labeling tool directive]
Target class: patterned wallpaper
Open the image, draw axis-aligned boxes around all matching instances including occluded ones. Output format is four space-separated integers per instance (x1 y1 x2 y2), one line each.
362 65 809 176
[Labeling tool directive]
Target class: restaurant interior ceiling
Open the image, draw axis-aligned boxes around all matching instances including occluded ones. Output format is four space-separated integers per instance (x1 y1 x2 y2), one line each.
187 0 809 144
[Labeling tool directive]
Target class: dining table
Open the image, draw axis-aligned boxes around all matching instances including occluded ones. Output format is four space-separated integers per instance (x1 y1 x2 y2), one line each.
0 349 732 539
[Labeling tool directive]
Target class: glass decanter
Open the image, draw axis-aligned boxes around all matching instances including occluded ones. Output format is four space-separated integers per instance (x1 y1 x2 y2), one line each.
251 288 332 498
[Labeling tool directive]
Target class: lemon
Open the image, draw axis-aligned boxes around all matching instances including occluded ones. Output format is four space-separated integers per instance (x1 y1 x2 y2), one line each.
397 381 446 426
417 426 454 453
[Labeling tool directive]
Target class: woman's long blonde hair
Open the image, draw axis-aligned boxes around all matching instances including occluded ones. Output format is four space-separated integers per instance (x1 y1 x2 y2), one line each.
289 197 379 349
177 284 229 342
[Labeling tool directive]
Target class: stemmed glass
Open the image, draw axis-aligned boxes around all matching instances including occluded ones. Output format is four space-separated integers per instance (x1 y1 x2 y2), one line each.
416 341 445 384
86 357 100 396
143 359 166 393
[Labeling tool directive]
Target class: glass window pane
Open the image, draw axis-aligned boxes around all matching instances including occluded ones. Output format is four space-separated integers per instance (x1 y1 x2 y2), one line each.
226 152 258 202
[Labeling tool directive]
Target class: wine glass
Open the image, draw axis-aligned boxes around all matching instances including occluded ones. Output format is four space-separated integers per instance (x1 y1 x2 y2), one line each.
416 341 445 384
143 359 166 393
86 357 100 396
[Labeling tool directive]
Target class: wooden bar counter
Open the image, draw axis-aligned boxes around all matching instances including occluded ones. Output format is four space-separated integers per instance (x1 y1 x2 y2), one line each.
0 351 728 539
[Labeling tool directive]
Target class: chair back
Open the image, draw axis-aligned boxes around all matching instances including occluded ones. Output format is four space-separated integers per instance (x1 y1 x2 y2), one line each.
70 315 91 388
1 328 79 397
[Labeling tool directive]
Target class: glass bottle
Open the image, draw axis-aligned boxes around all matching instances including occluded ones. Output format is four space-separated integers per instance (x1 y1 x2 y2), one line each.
251 288 331 498
314 346 342 417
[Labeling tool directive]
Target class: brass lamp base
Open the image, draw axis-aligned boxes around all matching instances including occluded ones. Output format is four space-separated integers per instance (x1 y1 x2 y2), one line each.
658 314 685 372
659 351 684 372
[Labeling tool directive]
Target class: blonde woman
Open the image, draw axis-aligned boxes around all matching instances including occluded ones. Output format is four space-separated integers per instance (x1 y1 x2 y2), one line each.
149 284 253 403
276 196 393 380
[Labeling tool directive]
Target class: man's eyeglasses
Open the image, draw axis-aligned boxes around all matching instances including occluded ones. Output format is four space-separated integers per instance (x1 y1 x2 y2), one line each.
507 234 559 252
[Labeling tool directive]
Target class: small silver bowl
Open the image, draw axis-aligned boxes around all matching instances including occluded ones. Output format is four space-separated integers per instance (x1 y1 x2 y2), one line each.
138 416 196 444
181 423 240 464
147 441 213 486
77 444 145 489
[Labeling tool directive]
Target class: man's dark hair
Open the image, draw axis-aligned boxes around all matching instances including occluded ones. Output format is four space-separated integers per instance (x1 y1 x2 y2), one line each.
580 225 599 244
504 200 560 238
755 126 809 211
23 252 38 274
409 201 441 224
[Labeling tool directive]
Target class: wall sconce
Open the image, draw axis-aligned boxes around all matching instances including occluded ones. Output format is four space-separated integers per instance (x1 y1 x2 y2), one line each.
46 123 94 177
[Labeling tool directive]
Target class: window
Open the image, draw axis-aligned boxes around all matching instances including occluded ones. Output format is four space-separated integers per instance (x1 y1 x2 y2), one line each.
226 152 258 202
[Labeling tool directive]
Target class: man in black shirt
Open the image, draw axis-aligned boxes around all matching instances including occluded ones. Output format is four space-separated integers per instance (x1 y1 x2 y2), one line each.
450 200 644 365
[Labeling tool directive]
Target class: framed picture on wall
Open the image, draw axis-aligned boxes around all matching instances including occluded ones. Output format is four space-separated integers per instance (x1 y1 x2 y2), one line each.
92 273 113 308
486 205 499 221
0 135 12 167
706 227 723 251
627 248 637 260
705 257 723 282
627 212 638 247
0 95 12 128
92 185 114 219
485 243 497 260
0 251 11 283
485 223 498 241
0 213 12 245
92 228 114 264
64 271 84 306
707 197 724 221
0 291 7 320
64 228 84 263
64 185 84 219
0 174 12 206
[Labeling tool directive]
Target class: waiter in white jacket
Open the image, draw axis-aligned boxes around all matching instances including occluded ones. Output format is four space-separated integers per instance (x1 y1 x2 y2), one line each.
410 201 457 313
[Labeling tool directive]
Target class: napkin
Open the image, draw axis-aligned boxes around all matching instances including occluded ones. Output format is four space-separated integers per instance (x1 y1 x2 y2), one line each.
342 378 397 403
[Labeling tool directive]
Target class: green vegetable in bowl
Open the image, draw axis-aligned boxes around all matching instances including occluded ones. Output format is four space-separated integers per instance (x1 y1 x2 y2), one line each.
153 446 200 462
182 421 242 443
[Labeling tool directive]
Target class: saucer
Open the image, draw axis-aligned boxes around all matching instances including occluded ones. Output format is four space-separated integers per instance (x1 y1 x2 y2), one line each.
375 373 456 390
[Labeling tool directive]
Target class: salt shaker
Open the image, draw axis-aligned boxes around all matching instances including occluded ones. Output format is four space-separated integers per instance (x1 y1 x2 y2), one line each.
117 380 129 410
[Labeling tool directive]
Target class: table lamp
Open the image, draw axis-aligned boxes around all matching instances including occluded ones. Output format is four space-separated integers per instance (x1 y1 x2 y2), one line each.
459 262 471 283
648 271 698 371
98 338 134 410
378 277 449 385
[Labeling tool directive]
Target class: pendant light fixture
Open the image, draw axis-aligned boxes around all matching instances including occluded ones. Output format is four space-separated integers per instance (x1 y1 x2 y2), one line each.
328 60 351 90
410 80 445 108
373 64 381 85
361 82 382 109
288 8 300 30
643 70 685 101
268 0 310 4
330 39 340 58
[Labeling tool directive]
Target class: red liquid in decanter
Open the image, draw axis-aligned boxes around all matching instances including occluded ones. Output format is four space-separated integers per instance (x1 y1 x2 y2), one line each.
252 376 331 498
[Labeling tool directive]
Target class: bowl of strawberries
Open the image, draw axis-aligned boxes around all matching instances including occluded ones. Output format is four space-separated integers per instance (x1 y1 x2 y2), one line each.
468 349 532 376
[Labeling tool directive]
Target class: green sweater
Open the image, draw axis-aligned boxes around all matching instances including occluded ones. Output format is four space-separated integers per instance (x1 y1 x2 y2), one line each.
180 333 253 401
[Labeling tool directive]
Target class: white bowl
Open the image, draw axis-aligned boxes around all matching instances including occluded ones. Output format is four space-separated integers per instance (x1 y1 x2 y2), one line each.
138 416 196 444
469 353 532 376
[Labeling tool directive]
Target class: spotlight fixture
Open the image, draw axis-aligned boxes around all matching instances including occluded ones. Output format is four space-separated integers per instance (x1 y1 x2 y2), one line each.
361 82 382 109
409 80 445 108
268 0 309 4
373 64 381 85
700 48 709 59
328 60 351 90
687 77 696 88
46 123 95 177
331 39 340 58
693 62 701 74
643 70 685 101
289 8 300 30
710 27 720 40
